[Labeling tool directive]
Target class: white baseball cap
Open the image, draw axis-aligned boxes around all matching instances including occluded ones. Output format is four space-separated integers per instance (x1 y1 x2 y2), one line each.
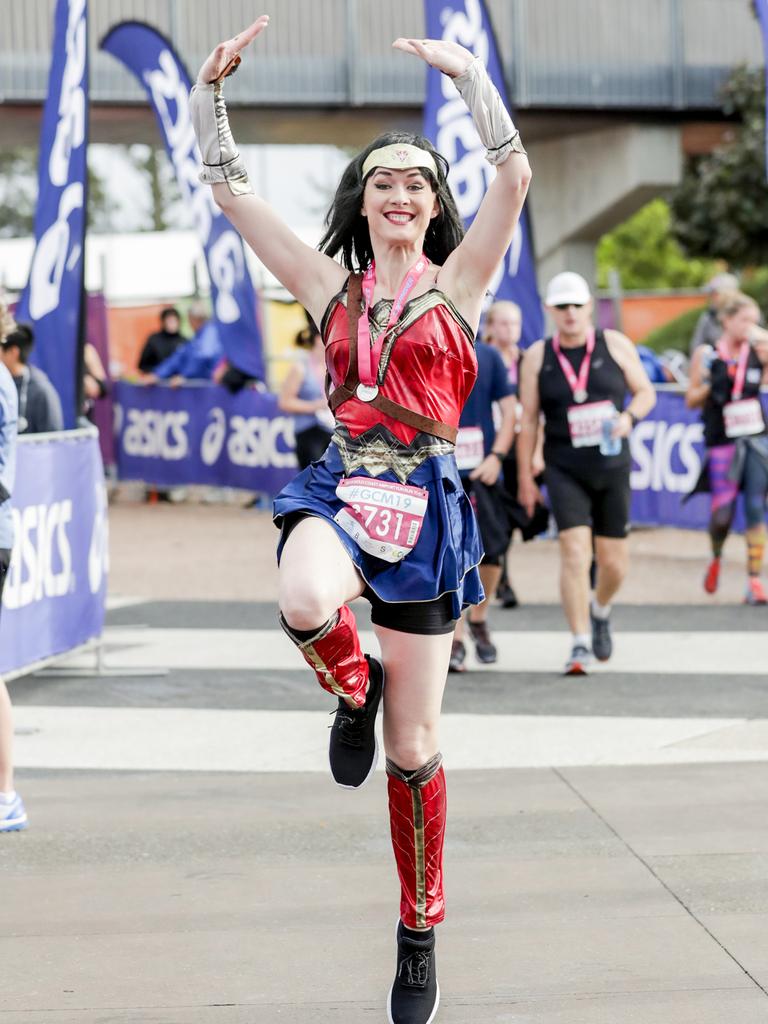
545 272 591 307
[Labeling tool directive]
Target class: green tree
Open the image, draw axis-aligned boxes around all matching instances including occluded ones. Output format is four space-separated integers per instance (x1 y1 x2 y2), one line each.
670 64 768 268
596 198 715 289
0 148 119 237
126 145 182 232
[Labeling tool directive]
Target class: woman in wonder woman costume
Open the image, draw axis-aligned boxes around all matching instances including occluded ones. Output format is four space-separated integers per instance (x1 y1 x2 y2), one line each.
190 16 530 1023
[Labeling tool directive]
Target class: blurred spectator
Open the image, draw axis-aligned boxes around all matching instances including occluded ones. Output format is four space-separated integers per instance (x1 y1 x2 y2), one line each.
137 306 186 373
147 302 223 387
82 341 109 420
0 297 27 832
689 273 740 355
0 324 63 434
279 321 333 469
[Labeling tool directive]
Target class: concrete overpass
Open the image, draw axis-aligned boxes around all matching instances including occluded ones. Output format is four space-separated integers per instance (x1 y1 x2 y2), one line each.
0 0 762 281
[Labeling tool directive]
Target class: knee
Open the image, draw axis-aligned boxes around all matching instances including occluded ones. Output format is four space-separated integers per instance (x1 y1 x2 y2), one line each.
278 578 339 631
598 551 628 580
560 540 590 576
385 724 439 771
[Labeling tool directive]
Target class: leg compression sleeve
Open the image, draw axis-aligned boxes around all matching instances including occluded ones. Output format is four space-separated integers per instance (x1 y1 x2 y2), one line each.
280 606 369 707
708 445 738 558
387 753 446 929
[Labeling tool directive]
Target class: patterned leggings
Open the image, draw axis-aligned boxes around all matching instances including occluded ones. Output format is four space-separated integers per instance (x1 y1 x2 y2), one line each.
708 443 768 573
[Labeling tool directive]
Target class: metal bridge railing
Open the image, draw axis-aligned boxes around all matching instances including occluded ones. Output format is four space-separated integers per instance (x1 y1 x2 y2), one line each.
0 0 762 110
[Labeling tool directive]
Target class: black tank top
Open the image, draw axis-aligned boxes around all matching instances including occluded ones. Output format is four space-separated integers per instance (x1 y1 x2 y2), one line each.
703 344 766 447
539 330 630 471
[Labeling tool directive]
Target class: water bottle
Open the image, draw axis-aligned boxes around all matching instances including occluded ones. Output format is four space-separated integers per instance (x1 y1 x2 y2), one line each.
600 415 621 457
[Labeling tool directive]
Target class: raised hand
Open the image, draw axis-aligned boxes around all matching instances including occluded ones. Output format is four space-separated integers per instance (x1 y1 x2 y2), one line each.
392 37 474 79
196 15 270 85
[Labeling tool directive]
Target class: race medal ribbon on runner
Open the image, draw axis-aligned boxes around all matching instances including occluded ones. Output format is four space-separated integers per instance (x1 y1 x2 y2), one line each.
718 340 765 438
553 328 595 405
356 255 429 402
334 477 429 562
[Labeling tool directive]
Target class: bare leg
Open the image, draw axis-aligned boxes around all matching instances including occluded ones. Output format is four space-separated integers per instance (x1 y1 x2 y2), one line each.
558 526 592 635
594 536 629 607
279 517 364 629
468 563 502 624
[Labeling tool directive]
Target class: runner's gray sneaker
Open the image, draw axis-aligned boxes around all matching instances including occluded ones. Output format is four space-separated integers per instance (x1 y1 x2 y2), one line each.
590 609 613 662
564 644 593 676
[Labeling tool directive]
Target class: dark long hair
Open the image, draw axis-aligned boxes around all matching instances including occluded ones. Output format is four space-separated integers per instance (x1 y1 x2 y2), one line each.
319 132 464 271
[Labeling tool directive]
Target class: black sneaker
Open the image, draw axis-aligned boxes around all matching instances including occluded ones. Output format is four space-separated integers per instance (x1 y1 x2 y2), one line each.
448 639 466 673
468 619 497 664
328 656 384 789
387 921 439 1024
590 610 613 662
496 580 519 608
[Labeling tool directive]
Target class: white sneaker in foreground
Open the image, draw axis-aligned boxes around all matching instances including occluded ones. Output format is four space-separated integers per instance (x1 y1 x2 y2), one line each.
0 792 28 832
564 644 593 676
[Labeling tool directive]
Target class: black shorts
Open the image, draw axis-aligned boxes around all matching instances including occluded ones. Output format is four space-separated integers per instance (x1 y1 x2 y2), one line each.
281 513 456 635
0 548 10 623
461 478 513 565
544 463 631 538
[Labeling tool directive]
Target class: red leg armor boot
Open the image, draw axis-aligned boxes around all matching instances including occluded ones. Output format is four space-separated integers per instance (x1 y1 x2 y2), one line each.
387 753 446 929
281 606 384 789
280 604 368 706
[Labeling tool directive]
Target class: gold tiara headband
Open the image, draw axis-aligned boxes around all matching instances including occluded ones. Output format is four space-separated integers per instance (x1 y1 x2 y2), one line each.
361 144 438 180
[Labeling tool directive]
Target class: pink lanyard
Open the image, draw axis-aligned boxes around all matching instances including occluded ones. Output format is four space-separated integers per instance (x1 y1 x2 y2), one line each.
552 329 596 404
507 356 518 388
356 255 429 400
716 339 750 401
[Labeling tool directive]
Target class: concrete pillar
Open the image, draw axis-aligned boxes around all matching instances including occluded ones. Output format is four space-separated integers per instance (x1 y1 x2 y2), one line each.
527 124 683 292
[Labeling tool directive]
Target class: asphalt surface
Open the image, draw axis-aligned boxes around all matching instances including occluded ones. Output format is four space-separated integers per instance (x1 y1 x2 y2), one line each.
4 583 768 1022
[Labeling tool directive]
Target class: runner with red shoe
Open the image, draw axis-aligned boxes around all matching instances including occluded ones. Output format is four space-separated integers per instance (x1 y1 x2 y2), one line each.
686 294 768 605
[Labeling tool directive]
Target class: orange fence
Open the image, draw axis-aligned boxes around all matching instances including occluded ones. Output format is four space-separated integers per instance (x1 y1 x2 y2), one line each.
618 293 707 342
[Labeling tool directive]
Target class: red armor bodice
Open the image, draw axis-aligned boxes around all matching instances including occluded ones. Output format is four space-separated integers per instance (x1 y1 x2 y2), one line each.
323 289 477 446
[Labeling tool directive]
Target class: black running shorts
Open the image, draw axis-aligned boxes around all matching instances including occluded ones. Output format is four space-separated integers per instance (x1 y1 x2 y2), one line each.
544 463 631 538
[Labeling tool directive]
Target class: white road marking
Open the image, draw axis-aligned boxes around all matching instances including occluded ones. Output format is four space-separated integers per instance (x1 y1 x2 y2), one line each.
45 627 768 676
13 706 768 772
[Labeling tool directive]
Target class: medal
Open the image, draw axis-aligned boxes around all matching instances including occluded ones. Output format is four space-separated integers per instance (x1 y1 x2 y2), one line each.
552 330 595 406
356 383 379 402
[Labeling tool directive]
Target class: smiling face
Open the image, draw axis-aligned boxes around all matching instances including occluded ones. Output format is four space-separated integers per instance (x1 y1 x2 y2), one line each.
361 167 439 251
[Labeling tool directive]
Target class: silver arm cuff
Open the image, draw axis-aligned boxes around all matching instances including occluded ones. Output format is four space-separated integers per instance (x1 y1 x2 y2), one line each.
189 81 253 196
452 56 527 166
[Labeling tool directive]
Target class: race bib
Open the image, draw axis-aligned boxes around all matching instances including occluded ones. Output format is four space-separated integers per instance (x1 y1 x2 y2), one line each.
455 426 485 471
723 398 765 438
567 400 616 448
334 477 429 563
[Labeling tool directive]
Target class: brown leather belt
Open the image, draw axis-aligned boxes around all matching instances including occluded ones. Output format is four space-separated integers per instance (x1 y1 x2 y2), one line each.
326 273 458 445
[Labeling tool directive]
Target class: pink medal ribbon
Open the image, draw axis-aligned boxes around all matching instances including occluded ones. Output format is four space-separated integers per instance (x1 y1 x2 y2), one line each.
716 338 750 400
552 328 596 404
355 255 429 402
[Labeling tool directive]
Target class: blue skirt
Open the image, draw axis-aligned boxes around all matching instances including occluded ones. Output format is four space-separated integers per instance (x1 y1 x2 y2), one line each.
273 444 484 617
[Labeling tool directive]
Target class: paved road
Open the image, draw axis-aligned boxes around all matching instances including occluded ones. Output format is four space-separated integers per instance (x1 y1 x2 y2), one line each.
3 594 768 1022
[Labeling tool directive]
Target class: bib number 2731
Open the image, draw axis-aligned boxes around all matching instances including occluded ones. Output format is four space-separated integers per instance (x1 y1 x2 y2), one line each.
334 477 429 563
